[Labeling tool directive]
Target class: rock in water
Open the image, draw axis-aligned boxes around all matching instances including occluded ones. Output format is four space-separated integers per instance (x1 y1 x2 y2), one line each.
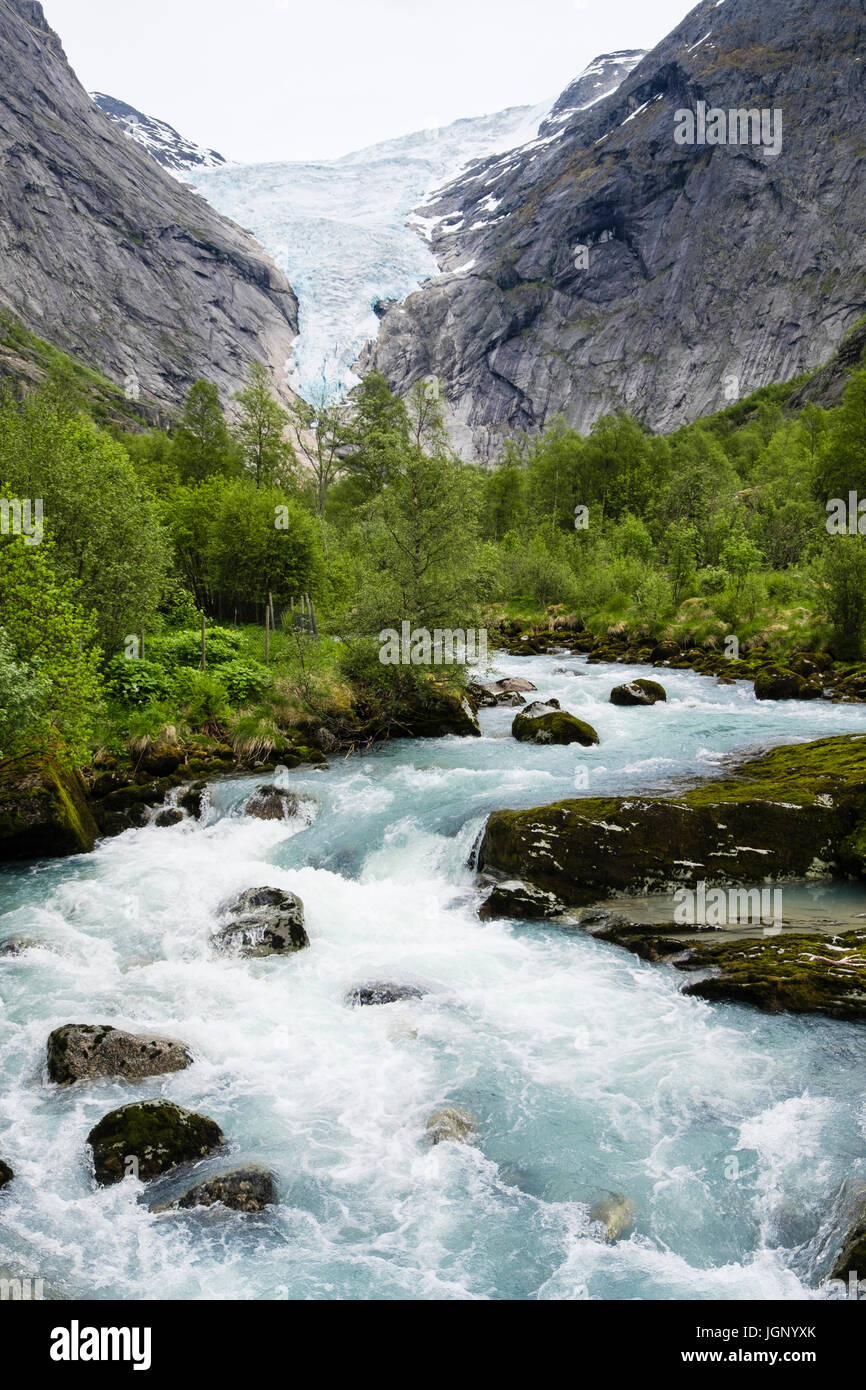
754 667 822 701
830 1189 866 1282
512 711 599 746
212 886 309 957
87 1101 224 1186
153 1166 277 1214
46 1024 192 1085
588 1194 636 1243
345 983 426 1007
478 881 562 920
153 808 184 828
497 678 537 693
610 679 667 706
426 1107 479 1146
522 700 561 717
0 1159 13 1188
244 786 299 821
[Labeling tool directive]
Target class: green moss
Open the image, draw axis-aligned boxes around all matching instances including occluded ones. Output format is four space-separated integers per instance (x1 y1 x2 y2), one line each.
87 1100 224 1186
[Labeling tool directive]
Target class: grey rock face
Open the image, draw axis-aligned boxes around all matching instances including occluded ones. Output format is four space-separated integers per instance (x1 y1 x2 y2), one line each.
152 1165 277 1214
0 1 298 412
46 1024 192 1084
213 886 309 957
364 1 866 459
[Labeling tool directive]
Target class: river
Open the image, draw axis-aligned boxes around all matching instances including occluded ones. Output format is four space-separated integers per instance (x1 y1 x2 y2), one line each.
2 653 866 1300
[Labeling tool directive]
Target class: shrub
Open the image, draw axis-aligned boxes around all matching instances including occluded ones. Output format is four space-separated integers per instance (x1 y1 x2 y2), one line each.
214 658 272 705
104 656 170 707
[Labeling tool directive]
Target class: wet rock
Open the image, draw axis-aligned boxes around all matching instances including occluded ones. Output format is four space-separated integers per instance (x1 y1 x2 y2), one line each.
0 753 98 861
87 1100 224 1186
46 1024 192 1085
522 699 561 716
178 782 206 818
345 983 426 1007
589 1193 636 1243
152 1165 277 1214
425 1106 478 1146
754 666 822 700
0 1159 13 1188
830 1190 866 1281
153 807 183 828
479 734 866 906
610 679 667 706
213 886 309 957
512 710 599 746
244 786 299 821
497 678 537 693
478 881 563 920
391 688 482 738
467 682 525 708
677 930 866 1021
138 743 184 777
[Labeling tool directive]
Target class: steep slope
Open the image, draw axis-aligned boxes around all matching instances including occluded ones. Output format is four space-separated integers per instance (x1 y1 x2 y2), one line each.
363 0 866 460
191 53 643 402
91 93 227 174
0 1 297 411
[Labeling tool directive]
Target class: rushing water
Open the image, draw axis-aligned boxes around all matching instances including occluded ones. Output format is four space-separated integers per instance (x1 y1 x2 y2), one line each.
3 654 866 1302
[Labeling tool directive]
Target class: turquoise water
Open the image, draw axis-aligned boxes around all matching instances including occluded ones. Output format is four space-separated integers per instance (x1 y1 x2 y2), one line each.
2 654 866 1301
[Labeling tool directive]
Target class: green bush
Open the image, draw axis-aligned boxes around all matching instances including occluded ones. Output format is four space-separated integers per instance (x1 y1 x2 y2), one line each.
171 669 231 728
147 626 244 670
104 656 170 707
213 658 272 705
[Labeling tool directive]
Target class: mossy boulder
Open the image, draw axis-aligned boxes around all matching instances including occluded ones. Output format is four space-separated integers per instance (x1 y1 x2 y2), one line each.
610 679 667 706
0 1159 13 1188
512 711 599 746
651 641 681 663
153 807 184 828
392 688 481 739
676 931 866 1021
425 1106 478 1146
0 754 98 861
478 735 866 906
152 1165 277 1214
754 666 822 700
478 880 563 920
47 1024 192 1085
212 886 309 957
87 1100 224 1186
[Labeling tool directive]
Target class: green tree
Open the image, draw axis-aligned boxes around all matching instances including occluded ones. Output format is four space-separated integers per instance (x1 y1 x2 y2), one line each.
233 363 295 488
172 380 241 482
815 535 866 658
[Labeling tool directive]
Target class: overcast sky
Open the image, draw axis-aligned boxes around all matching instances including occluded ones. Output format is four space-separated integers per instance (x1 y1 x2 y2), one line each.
43 0 697 163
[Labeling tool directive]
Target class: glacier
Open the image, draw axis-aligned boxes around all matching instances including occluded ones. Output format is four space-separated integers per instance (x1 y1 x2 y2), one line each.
184 54 643 403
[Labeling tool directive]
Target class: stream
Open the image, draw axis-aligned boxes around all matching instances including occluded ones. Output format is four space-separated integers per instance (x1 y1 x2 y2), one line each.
2 654 866 1300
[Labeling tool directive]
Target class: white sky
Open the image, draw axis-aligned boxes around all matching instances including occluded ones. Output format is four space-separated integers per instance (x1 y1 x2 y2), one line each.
42 0 697 163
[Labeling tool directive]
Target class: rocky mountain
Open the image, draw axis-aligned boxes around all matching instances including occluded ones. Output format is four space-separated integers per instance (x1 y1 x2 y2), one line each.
363 0 866 460
191 51 643 403
0 0 297 413
91 93 227 174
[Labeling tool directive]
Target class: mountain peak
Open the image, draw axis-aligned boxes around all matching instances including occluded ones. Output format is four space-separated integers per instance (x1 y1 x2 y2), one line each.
90 93 227 174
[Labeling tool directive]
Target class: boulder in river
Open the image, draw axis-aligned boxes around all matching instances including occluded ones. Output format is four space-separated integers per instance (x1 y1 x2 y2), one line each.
0 1159 13 1189
497 678 537 693
0 753 98 861
829 1188 866 1282
512 710 599 746
522 699 561 716
213 886 309 957
467 682 525 708
610 679 667 706
478 881 563 920
178 782 207 819
754 666 822 700
479 734 866 907
46 1024 192 1085
345 982 426 1007
152 1165 277 1214
426 1106 479 1146
244 785 300 821
153 807 184 828
87 1100 224 1186
589 1193 636 1243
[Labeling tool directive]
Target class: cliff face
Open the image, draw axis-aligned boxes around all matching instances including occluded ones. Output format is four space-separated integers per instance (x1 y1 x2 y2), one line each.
363 0 866 460
0 1 298 410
